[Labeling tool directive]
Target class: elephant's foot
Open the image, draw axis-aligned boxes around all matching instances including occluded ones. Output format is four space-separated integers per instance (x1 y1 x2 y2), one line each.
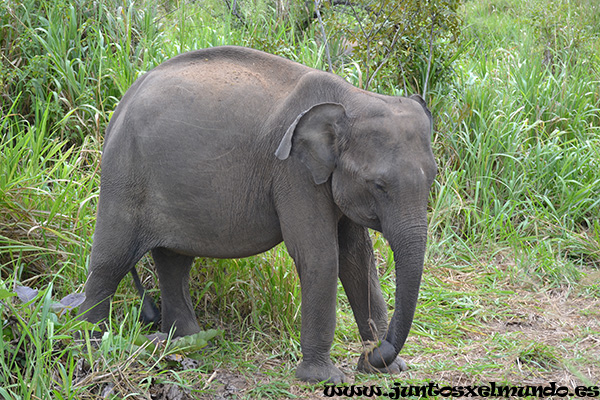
296 360 347 384
162 317 201 338
357 348 408 374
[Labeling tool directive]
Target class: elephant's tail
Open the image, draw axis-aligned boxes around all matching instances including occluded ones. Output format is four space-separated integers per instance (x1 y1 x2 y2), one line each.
130 268 161 328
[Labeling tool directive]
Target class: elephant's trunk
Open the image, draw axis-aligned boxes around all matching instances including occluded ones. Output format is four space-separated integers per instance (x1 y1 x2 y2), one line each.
366 214 428 369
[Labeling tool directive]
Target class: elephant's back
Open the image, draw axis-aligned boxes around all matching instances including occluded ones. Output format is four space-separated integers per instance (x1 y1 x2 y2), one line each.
145 46 310 103
157 46 312 78
101 46 303 195
104 46 309 147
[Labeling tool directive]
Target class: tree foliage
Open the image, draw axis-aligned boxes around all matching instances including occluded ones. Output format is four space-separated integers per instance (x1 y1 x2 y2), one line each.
323 0 463 95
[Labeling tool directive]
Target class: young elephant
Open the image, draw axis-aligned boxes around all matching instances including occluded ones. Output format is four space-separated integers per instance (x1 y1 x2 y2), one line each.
79 46 437 383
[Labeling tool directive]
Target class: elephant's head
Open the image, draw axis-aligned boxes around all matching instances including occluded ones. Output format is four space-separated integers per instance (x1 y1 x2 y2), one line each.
275 94 437 368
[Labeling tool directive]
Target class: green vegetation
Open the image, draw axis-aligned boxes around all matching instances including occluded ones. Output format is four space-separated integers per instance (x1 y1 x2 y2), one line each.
1 0 599 398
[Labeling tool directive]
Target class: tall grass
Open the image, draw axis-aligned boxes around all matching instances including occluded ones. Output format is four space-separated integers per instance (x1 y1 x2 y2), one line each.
2 0 164 144
1 0 599 396
0 101 99 286
429 0 600 274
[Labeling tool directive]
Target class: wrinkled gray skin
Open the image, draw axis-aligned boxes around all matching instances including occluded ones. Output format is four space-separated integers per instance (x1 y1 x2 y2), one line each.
79 46 437 384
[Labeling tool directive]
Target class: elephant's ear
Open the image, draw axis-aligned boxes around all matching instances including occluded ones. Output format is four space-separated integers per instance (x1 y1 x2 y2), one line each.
275 103 347 185
409 94 432 121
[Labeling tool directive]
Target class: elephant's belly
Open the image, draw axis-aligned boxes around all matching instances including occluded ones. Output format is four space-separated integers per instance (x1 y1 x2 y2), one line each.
165 230 284 259
147 192 285 259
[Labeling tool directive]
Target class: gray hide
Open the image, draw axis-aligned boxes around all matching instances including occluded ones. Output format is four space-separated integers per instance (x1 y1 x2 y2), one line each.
78 46 437 384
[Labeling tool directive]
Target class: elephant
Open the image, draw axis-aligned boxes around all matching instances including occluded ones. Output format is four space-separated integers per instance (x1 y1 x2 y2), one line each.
78 45 437 384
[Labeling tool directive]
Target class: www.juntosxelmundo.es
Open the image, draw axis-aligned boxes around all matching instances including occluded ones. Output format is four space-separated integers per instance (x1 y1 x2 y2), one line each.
323 382 600 398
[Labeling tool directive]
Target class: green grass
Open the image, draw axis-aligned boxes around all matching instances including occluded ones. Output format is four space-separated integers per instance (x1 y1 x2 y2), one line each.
1 0 599 398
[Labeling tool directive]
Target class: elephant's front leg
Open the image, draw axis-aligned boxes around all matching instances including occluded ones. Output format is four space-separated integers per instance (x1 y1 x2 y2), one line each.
278 202 346 383
337 217 407 374
294 249 345 383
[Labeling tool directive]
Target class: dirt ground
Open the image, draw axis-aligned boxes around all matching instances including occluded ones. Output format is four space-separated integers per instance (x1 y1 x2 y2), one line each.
147 282 599 399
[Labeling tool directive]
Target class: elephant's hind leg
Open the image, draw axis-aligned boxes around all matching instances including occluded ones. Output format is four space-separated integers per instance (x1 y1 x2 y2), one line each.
151 248 200 337
78 219 150 329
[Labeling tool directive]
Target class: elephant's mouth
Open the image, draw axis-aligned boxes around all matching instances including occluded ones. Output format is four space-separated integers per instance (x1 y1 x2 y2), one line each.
357 206 382 232
339 208 381 232
358 214 382 232
369 219 383 233
366 205 383 232
333 189 381 231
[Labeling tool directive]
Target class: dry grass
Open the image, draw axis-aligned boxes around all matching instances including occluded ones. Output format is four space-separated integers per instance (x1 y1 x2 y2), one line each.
145 259 599 399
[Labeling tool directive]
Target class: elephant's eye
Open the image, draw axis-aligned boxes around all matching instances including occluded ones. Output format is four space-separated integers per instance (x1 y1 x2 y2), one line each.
372 180 388 194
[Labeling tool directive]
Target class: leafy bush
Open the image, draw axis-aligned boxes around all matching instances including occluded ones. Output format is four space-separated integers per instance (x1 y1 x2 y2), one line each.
320 0 463 95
